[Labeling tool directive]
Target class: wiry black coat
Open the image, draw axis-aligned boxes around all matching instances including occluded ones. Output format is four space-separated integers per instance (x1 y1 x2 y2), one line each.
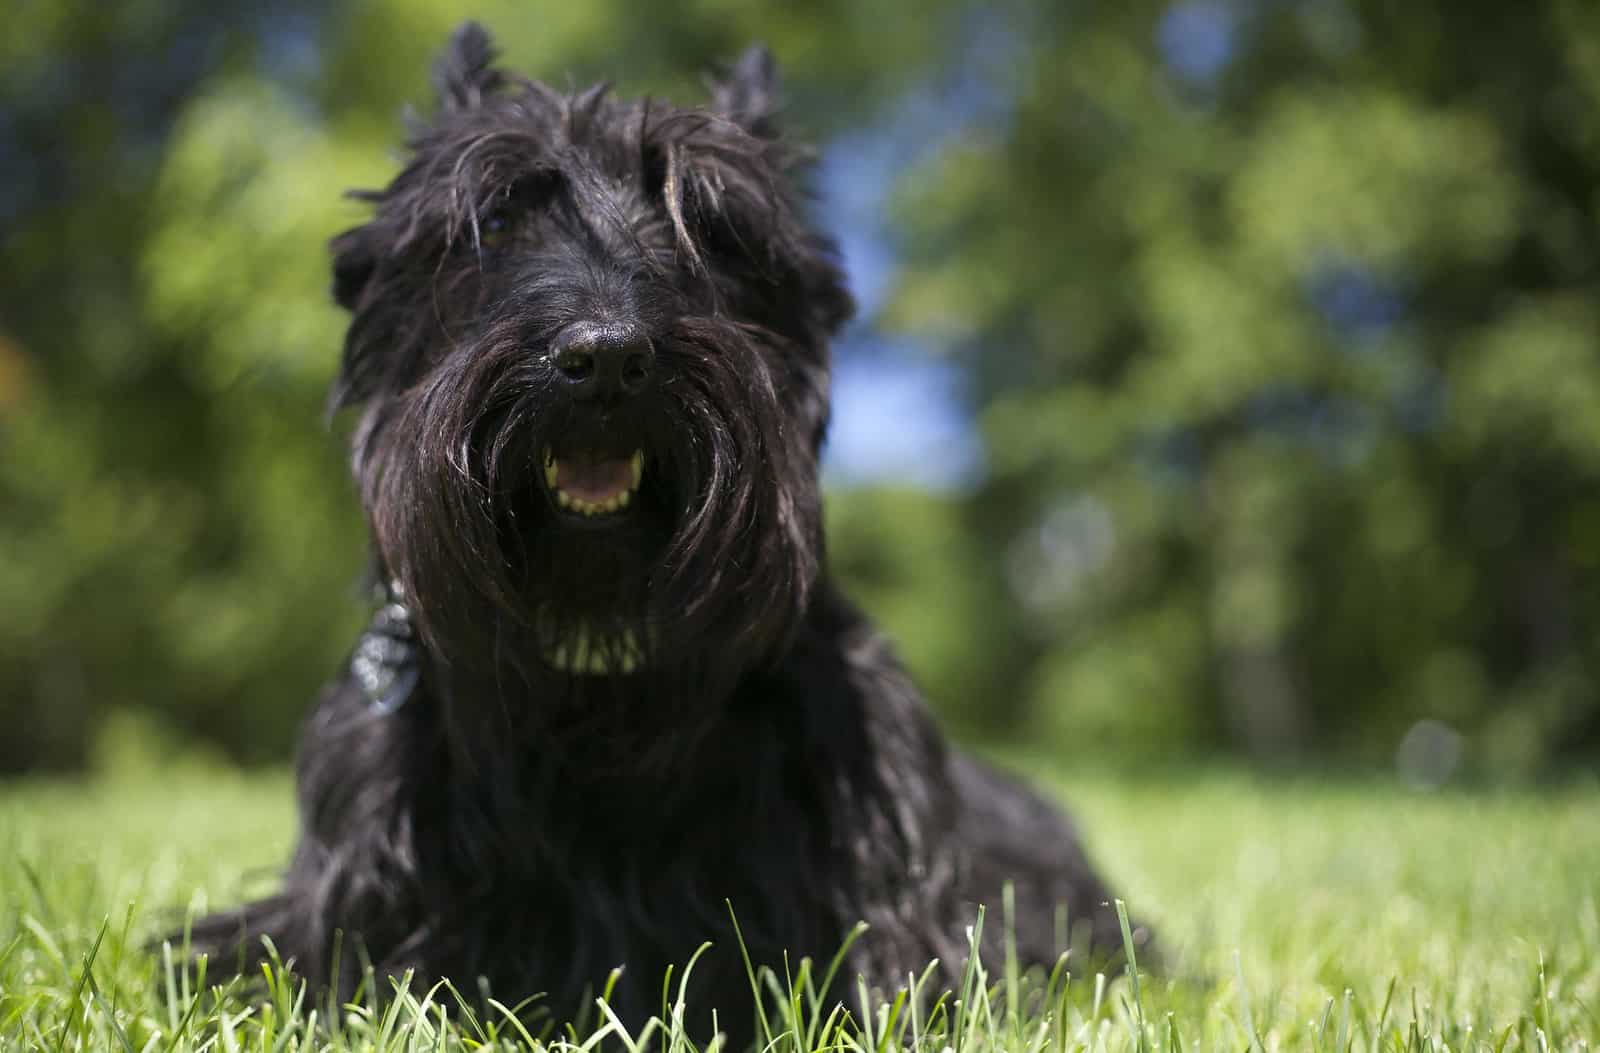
192 24 1145 1043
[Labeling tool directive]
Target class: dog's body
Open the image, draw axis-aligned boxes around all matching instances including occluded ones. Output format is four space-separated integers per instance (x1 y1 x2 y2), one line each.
196 25 1143 1040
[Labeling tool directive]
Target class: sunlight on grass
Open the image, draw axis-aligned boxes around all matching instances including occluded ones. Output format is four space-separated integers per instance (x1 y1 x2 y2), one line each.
1 768 1595 1050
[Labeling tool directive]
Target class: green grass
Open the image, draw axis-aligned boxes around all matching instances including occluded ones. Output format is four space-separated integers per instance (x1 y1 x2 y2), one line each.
1 764 1596 1051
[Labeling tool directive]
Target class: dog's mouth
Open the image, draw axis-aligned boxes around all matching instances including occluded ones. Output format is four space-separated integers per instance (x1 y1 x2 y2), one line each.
541 446 644 521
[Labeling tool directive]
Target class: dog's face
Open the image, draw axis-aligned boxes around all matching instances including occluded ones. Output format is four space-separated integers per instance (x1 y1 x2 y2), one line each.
330 24 852 690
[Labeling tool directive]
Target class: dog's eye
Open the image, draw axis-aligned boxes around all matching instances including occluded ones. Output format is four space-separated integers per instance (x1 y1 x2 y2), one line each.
478 208 516 250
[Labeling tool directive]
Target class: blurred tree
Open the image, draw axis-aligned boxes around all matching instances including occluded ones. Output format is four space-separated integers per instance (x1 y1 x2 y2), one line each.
0 0 352 770
0 0 951 771
826 488 1029 739
8 0 1600 776
887 1 1600 772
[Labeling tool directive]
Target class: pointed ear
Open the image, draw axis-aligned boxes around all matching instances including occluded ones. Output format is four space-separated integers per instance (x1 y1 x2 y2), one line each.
708 45 781 138
433 21 503 112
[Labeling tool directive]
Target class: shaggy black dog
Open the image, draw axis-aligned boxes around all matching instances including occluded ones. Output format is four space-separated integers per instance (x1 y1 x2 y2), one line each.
194 23 1148 1041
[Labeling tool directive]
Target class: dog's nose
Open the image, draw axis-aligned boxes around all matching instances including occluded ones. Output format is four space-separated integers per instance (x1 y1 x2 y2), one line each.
551 322 655 403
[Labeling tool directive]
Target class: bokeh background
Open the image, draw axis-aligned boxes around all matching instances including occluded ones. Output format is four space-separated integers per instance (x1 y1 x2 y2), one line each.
5 0 1600 780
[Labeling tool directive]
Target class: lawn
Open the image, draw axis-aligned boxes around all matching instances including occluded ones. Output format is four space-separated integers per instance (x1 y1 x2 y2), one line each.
1 762 1595 1051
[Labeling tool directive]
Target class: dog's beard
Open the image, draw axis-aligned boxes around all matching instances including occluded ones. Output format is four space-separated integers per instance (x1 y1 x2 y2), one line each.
352 315 821 706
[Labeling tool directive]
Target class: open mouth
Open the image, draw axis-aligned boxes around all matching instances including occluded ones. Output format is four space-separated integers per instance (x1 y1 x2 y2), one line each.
542 446 644 519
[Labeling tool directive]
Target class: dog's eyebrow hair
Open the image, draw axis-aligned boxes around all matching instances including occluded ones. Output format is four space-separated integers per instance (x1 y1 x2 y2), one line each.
554 153 653 264
661 141 706 276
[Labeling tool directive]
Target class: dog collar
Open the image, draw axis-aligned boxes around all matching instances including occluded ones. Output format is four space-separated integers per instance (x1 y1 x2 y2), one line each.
351 581 420 714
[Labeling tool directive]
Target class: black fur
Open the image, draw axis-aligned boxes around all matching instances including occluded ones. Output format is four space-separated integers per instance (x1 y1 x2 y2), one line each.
193 23 1148 1042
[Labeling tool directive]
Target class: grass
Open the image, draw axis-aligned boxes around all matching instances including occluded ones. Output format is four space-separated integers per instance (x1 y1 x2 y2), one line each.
0 762 1596 1051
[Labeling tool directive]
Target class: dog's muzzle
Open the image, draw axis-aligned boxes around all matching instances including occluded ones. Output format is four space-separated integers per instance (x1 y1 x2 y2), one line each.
551 321 655 406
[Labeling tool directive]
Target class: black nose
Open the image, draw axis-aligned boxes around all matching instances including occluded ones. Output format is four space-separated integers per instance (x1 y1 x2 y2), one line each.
551 322 654 403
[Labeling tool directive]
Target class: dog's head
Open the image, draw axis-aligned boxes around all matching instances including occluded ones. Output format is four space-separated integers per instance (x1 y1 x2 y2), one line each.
331 23 852 691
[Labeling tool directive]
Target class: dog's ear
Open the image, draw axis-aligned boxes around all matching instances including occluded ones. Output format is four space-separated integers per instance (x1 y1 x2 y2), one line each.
708 45 781 138
434 21 503 112
328 225 385 410
331 226 375 312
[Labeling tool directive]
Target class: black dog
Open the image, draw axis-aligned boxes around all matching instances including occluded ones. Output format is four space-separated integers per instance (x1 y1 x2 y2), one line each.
194 23 1147 1040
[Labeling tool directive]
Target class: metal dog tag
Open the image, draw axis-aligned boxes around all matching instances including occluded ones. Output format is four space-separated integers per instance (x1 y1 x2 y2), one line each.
351 589 420 714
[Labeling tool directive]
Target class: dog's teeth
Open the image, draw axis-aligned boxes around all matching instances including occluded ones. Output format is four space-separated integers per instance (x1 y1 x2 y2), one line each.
544 462 558 488
629 450 643 490
555 481 638 516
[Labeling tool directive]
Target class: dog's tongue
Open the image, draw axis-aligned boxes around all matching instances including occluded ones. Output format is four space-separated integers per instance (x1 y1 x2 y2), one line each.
556 454 633 502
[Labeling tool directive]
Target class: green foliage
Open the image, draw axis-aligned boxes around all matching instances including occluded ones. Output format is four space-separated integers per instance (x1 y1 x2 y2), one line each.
826 489 1029 738
7 0 1600 772
0 0 947 771
883 2 1600 771
2 768 1597 1048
